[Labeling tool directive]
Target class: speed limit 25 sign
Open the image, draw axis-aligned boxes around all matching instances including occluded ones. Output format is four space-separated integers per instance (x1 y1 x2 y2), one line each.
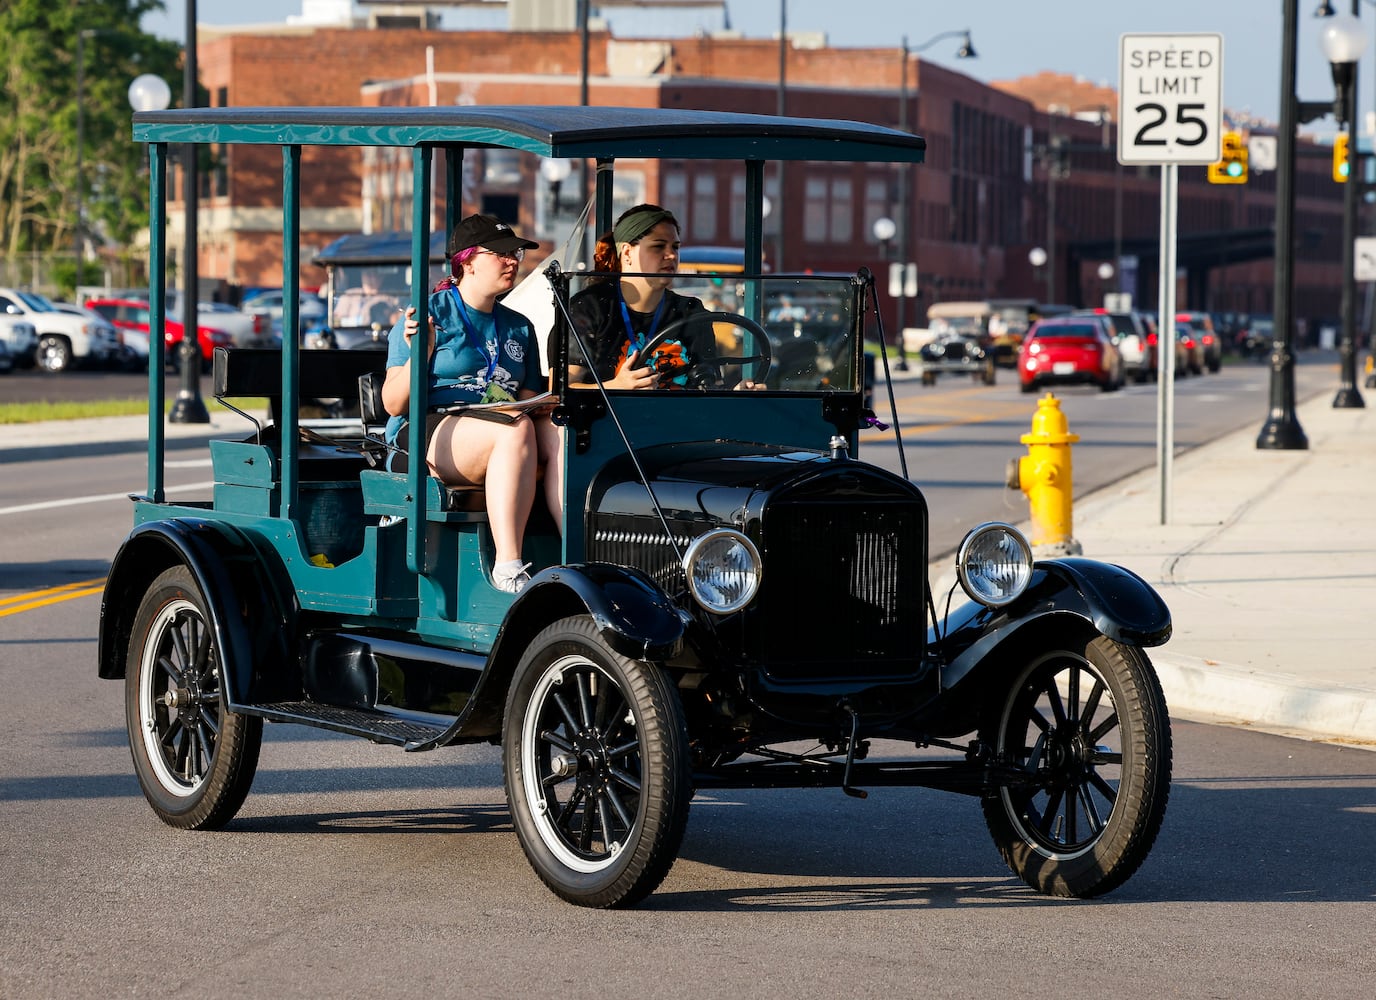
1118 33 1223 166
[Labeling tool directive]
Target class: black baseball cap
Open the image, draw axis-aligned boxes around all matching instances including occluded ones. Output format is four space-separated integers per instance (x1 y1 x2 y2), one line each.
449 214 539 256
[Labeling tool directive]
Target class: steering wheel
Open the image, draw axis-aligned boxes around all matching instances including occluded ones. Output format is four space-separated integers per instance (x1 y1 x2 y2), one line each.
632 310 773 389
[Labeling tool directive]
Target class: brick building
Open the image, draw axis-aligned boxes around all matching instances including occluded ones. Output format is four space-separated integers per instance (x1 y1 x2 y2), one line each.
176 19 1346 330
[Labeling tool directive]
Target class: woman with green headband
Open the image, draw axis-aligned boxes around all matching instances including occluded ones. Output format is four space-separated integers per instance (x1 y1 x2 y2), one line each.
567 204 722 390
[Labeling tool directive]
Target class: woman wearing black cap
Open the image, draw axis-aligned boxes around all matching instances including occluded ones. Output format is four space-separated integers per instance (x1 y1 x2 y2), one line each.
568 204 725 390
381 213 560 594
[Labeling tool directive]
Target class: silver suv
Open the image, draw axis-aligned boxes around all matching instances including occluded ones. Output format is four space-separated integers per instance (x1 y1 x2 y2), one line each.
0 287 119 372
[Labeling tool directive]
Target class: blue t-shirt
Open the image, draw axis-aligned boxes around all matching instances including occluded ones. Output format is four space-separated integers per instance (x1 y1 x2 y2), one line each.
383 287 544 444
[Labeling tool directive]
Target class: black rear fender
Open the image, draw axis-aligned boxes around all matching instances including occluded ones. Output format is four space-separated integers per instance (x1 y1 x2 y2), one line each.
97 518 297 707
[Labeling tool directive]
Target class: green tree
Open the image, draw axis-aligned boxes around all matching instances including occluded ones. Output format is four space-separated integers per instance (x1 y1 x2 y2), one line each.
0 0 182 266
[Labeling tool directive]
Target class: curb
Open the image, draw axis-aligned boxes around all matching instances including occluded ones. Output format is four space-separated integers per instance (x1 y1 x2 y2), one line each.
1153 652 1376 749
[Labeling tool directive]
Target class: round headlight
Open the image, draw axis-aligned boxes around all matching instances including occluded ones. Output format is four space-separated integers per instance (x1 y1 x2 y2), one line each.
683 529 762 615
956 522 1033 608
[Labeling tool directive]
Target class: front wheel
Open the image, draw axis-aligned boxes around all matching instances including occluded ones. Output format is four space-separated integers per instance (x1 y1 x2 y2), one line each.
980 634 1171 898
125 566 262 830
502 616 692 908
36 335 72 373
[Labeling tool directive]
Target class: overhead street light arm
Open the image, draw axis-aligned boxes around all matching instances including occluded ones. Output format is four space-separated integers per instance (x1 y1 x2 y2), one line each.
911 29 977 59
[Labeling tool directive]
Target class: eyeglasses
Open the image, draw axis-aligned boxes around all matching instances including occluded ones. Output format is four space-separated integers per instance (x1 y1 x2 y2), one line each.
476 247 525 263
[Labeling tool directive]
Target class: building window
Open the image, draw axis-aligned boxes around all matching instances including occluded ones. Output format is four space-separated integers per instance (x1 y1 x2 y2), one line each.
662 170 688 229
730 175 746 242
692 173 717 241
804 177 827 242
804 172 854 244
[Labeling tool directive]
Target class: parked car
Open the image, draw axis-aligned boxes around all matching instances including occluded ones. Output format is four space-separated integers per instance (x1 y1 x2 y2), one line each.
0 336 13 373
86 297 234 371
1076 309 1154 384
1018 315 1124 393
914 331 996 385
1176 311 1221 373
1236 316 1272 360
0 314 38 369
0 286 120 372
164 292 270 348
101 104 1173 910
1175 323 1205 375
242 287 327 337
51 301 131 369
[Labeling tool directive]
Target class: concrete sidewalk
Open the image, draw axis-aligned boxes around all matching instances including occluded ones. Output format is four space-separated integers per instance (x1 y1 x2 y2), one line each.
1049 396 1376 749
4 394 1374 749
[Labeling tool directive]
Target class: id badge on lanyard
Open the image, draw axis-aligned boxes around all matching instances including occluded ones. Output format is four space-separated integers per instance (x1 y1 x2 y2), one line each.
449 288 505 400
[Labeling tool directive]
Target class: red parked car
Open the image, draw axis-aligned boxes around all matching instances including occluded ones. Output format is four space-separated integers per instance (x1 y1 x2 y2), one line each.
85 297 234 372
1018 315 1124 393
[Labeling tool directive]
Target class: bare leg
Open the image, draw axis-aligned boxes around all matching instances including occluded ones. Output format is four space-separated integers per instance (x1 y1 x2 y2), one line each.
427 414 537 564
535 415 564 535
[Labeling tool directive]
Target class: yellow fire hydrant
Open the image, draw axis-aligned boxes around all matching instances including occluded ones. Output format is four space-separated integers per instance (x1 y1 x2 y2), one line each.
1006 393 1083 556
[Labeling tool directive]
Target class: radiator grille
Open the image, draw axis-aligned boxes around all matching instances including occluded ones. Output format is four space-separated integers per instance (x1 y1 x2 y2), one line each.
590 520 695 593
757 500 925 677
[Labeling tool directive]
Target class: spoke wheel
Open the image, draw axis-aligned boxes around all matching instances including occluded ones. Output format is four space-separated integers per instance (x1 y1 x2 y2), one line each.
980 635 1171 898
503 616 690 908
125 566 261 830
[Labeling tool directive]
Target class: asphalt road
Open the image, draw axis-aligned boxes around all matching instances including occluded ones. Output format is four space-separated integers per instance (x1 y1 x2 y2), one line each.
2 349 1373 997
0 365 156 404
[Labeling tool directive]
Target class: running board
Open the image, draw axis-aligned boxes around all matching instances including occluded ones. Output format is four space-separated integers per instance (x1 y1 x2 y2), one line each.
244 700 452 747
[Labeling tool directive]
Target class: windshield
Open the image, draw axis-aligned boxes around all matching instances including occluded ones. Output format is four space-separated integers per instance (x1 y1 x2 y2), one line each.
17 290 53 311
559 273 862 393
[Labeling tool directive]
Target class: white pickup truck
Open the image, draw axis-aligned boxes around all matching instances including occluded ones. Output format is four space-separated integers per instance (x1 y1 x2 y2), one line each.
0 287 119 372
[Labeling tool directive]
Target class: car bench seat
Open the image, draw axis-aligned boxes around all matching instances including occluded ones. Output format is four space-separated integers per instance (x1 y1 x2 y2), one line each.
356 368 489 522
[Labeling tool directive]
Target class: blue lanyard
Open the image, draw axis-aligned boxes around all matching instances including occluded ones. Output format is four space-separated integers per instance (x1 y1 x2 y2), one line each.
616 285 666 355
449 287 501 384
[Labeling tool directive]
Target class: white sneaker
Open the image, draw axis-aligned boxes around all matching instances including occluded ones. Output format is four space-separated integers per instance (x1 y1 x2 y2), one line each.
492 560 533 594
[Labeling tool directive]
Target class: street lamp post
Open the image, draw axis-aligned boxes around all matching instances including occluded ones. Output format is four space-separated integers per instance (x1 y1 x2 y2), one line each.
74 28 96 285
873 215 897 352
1029 246 1048 302
1260 0 1361 447
893 30 974 370
1097 261 1115 308
170 0 207 424
1319 7 1368 408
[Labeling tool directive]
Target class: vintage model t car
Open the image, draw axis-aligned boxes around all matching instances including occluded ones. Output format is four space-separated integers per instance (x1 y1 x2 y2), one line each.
98 106 1172 908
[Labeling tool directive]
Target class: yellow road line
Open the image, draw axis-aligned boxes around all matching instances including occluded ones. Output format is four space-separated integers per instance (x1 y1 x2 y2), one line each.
0 578 108 617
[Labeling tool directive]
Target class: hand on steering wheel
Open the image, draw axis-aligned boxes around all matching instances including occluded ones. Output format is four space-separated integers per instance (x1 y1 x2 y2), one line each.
631 311 773 390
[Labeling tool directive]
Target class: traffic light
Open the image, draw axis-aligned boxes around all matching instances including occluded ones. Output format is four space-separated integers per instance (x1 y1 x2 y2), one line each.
1333 133 1351 183
1207 131 1248 184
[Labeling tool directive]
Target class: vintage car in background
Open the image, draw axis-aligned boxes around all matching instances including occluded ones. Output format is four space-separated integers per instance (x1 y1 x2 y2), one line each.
99 105 1172 909
926 298 1037 368
914 330 997 386
308 231 447 350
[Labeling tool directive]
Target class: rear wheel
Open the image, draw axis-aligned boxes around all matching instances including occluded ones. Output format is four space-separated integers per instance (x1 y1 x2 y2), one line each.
980 634 1171 898
503 616 691 907
125 566 261 830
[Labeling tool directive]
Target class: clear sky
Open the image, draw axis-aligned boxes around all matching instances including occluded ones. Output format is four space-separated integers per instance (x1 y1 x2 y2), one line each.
142 1 1372 132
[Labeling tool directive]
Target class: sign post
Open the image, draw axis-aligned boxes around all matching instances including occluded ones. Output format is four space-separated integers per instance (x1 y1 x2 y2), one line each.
1119 33 1223 525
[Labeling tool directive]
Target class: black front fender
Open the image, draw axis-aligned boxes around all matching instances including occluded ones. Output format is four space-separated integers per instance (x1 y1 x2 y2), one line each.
494 562 688 664
98 518 297 708
935 557 1171 692
448 563 689 744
